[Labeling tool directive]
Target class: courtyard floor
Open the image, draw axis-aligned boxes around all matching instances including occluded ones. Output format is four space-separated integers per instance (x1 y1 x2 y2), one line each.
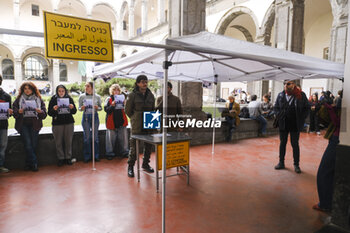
0 133 330 233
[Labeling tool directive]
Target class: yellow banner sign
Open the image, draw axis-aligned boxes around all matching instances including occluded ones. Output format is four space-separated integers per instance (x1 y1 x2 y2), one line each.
157 141 190 170
43 11 114 62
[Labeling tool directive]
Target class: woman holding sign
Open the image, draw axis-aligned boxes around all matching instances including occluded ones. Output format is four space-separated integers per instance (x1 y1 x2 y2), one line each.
0 75 13 173
104 84 129 160
78 82 102 163
13 82 47 172
48 85 77 166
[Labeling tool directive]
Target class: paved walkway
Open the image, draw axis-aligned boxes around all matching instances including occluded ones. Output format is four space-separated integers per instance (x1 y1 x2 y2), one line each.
0 133 330 233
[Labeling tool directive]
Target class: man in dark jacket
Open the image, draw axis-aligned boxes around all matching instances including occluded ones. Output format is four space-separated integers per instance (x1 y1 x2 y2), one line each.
125 75 155 177
0 75 13 173
274 80 310 173
155 81 183 132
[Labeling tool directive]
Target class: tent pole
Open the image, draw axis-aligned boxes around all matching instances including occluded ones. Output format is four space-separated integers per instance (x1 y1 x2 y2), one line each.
212 81 217 156
162 49 169 233
92 79 96 171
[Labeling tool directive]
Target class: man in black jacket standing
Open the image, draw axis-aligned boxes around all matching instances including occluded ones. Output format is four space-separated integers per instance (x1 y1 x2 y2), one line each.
125 75 155 178
274 80 310 173
0 75 13 173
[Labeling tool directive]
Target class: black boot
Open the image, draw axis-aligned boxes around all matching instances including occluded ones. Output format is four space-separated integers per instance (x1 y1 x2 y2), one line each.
142 163 154 173
31 164 39 172
274 162 285 170
66 159 73 165
128 165 134 177
57 160 65 167
294 165 301 174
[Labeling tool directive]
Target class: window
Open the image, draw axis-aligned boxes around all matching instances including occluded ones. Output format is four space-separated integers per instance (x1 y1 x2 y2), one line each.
132 50 138 54
59 63 67 82
121 54 127 58
2 59 14 79
24 55 48 80
123 21 127 30
222 88 229 100
323 47 329 60
32 4 39 16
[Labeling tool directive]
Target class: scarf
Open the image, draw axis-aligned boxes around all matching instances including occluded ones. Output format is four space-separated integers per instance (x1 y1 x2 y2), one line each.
285 86 302 100
19 93 41 110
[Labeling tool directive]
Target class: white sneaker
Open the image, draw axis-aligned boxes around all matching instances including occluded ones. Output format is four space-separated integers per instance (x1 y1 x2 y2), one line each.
317 131 321 136
0 167 9 173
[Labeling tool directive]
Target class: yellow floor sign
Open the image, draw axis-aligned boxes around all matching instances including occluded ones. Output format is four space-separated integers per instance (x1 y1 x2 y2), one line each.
43 11 114 62
157 141 190 170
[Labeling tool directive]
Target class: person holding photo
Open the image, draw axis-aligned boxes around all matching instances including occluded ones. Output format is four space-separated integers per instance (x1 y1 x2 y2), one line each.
78 82 102 163
48 85 77 166
13 82 47 172
104 84 129 160
0 75 13 173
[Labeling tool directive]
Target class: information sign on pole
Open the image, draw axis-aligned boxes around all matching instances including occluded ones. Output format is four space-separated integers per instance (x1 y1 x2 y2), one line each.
157 141 190 170
43 11 114 62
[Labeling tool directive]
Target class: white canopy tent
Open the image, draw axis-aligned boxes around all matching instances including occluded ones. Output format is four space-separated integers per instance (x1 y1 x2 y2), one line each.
93 31 344 233
94 32 344 82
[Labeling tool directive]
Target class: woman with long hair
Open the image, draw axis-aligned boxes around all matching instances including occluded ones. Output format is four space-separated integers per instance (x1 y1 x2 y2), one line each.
13 81 47 171
104 84 129 159
48 85 77 166
78 82 102 162
309 93 321 135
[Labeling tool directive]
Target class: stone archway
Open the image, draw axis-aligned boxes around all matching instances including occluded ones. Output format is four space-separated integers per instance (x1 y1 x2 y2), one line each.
215 6 259 42
259 3 275 46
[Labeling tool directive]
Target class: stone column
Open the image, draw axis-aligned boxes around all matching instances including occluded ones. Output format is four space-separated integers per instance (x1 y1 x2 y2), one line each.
169 0 206 120
141 0 148 32
327 1 350 231
13 0 20 28
158 0 166 24
14 58 22 90
252 34 269 99
270 0 304 102
52 59 60 93
129 6 135 38
328 0 348 95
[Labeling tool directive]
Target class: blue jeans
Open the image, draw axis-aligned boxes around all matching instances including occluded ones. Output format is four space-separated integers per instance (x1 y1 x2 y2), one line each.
251 115 267 134
225 117 236 141
317 135 339 209
0 129 8 167
82 114 99 161
20 125 39 166
106 127 129 157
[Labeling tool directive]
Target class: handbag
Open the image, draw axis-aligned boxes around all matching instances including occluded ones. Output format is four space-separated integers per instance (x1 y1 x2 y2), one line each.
273 97 293 128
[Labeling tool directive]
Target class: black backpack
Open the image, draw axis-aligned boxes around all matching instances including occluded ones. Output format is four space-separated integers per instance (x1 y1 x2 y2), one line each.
239 107 250 118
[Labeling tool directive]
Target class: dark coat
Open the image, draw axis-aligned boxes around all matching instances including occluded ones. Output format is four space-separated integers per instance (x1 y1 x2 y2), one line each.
125 87 155 134
48 95 77 125
13 97 47 132
0 88 12 130
274 91 310 132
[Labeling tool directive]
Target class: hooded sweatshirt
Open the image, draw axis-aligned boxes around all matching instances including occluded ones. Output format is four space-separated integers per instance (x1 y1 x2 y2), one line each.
48 85 77 125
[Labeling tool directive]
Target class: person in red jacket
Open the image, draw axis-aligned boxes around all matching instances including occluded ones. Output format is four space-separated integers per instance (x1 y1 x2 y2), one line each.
104 84 129 160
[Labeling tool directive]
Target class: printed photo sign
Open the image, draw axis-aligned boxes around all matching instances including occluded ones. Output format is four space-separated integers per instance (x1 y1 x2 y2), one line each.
57 98 70 114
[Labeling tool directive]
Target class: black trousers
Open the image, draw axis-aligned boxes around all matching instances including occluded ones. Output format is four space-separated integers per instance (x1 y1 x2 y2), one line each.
128 138 152 166
316 135 339 209
310 111 320 132
279 130 300 165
